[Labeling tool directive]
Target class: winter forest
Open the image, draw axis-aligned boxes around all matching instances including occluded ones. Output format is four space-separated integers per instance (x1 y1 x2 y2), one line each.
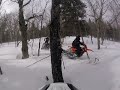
0 0 120 90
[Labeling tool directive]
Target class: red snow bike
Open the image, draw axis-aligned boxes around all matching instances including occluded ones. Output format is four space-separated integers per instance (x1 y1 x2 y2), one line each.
63 45 93 59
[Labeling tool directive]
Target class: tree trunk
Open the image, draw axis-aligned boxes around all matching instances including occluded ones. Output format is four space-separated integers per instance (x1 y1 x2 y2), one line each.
19 2 29 59
0 66 3 75
38 38 41 56
101 31 105 45
97 27 100 50
96 19 101 50
38 21 42 56
50 0 64 83
21 30 29 59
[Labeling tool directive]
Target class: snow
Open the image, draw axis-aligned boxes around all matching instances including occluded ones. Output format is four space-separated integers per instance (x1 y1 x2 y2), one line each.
47 83 71 90
0 36 120 90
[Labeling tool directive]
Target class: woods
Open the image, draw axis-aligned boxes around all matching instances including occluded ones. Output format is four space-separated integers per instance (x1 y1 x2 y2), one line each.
0 0 120 47
0 1 120 45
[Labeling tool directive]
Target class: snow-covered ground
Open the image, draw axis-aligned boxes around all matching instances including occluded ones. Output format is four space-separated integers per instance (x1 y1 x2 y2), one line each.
0 36 120 90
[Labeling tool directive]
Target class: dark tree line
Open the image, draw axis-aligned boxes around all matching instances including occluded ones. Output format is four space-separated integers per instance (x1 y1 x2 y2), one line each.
1 13 120 44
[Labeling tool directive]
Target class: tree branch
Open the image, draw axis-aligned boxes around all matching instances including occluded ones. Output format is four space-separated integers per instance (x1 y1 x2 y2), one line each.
23 0 31 7
25 14 42 22
11 0 18 3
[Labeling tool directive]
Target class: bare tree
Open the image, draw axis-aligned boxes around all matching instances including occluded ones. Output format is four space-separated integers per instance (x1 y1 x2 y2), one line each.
37 0 49 56
86 0 109 49
11 0 34 59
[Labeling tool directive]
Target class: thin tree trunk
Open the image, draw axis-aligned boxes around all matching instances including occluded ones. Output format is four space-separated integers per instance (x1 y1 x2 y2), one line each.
0 66 3 75
38 38 41 56
38 21 42 56
101 31 105 45
97 27 100 49
96 20 101 50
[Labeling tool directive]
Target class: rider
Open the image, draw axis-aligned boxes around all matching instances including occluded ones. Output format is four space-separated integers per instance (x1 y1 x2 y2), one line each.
44 37 49 44
72 35 85 57
43 37 50 49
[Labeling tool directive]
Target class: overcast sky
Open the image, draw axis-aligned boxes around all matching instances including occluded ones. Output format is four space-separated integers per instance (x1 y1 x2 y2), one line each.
1 0 18 13
0 0 116 22
1 0 51 14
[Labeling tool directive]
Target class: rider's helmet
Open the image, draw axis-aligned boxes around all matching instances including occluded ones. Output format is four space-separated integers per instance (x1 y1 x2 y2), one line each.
76 35 80 41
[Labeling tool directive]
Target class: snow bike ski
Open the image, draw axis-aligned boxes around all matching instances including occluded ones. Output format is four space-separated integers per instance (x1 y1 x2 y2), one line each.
62 45 99 64
62 45 93 59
